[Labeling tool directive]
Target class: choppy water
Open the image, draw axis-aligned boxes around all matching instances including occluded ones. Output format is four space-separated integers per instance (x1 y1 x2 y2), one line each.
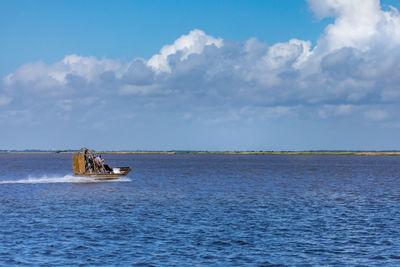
1 153 400 266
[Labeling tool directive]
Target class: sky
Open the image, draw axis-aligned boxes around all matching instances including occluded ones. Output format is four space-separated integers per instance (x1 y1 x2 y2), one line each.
1 0 400 151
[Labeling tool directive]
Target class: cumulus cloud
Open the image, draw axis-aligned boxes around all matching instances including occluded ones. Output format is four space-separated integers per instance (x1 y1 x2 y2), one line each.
4 54 123 96
307 0 400 53
2 0 400 129
147 29 223 73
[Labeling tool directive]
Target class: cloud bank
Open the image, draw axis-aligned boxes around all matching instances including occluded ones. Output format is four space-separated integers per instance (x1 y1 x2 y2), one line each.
1 0 400 149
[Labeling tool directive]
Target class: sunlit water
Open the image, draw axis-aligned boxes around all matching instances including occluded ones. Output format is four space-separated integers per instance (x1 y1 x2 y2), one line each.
1 153 400 266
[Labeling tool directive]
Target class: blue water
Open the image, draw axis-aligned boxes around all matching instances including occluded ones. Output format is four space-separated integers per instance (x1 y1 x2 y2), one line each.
1 153 400 266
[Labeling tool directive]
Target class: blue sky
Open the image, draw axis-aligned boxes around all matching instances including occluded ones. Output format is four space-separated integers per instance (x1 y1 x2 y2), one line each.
1 0 400 151
0 0 330 75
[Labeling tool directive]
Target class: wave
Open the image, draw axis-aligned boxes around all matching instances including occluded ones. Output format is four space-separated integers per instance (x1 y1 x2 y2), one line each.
0 175 131 184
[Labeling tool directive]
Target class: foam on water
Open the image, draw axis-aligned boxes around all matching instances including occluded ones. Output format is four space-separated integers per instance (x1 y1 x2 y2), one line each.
0 174 131 184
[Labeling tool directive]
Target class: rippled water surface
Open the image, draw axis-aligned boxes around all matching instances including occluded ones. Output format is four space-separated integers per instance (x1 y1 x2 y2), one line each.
1 153 400 266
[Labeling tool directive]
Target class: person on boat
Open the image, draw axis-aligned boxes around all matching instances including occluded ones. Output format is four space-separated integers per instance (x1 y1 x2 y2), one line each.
95 154 113 173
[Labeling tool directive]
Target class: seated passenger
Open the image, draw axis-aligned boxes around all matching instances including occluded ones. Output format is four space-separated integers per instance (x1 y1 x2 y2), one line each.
95 154 113 173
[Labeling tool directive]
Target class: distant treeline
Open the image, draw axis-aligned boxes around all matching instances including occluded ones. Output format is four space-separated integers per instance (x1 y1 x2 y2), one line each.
1 149 400 155
0 149 76 153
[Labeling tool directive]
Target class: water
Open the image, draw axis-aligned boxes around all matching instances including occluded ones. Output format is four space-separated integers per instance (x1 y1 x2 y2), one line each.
1 153 400 266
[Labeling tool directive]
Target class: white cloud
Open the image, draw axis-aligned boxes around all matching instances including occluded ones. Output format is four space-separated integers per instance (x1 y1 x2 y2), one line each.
308 0 400 53
61 54 123 82
265 39 312 69
3 54 123 96
147 29 223 73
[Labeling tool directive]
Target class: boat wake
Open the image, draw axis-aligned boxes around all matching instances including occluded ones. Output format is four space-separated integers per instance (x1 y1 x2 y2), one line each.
0 175 131 184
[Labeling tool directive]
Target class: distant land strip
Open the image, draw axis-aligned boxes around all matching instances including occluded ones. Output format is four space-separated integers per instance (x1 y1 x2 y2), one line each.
1 150 400 156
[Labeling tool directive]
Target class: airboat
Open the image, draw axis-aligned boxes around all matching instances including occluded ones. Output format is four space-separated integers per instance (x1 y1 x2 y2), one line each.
72 147 131 180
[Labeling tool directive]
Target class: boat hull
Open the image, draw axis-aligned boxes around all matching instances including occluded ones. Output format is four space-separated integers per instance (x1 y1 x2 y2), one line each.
73 167 131 180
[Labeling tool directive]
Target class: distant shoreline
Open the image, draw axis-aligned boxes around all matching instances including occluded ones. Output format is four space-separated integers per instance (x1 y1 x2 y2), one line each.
2 151 400 156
